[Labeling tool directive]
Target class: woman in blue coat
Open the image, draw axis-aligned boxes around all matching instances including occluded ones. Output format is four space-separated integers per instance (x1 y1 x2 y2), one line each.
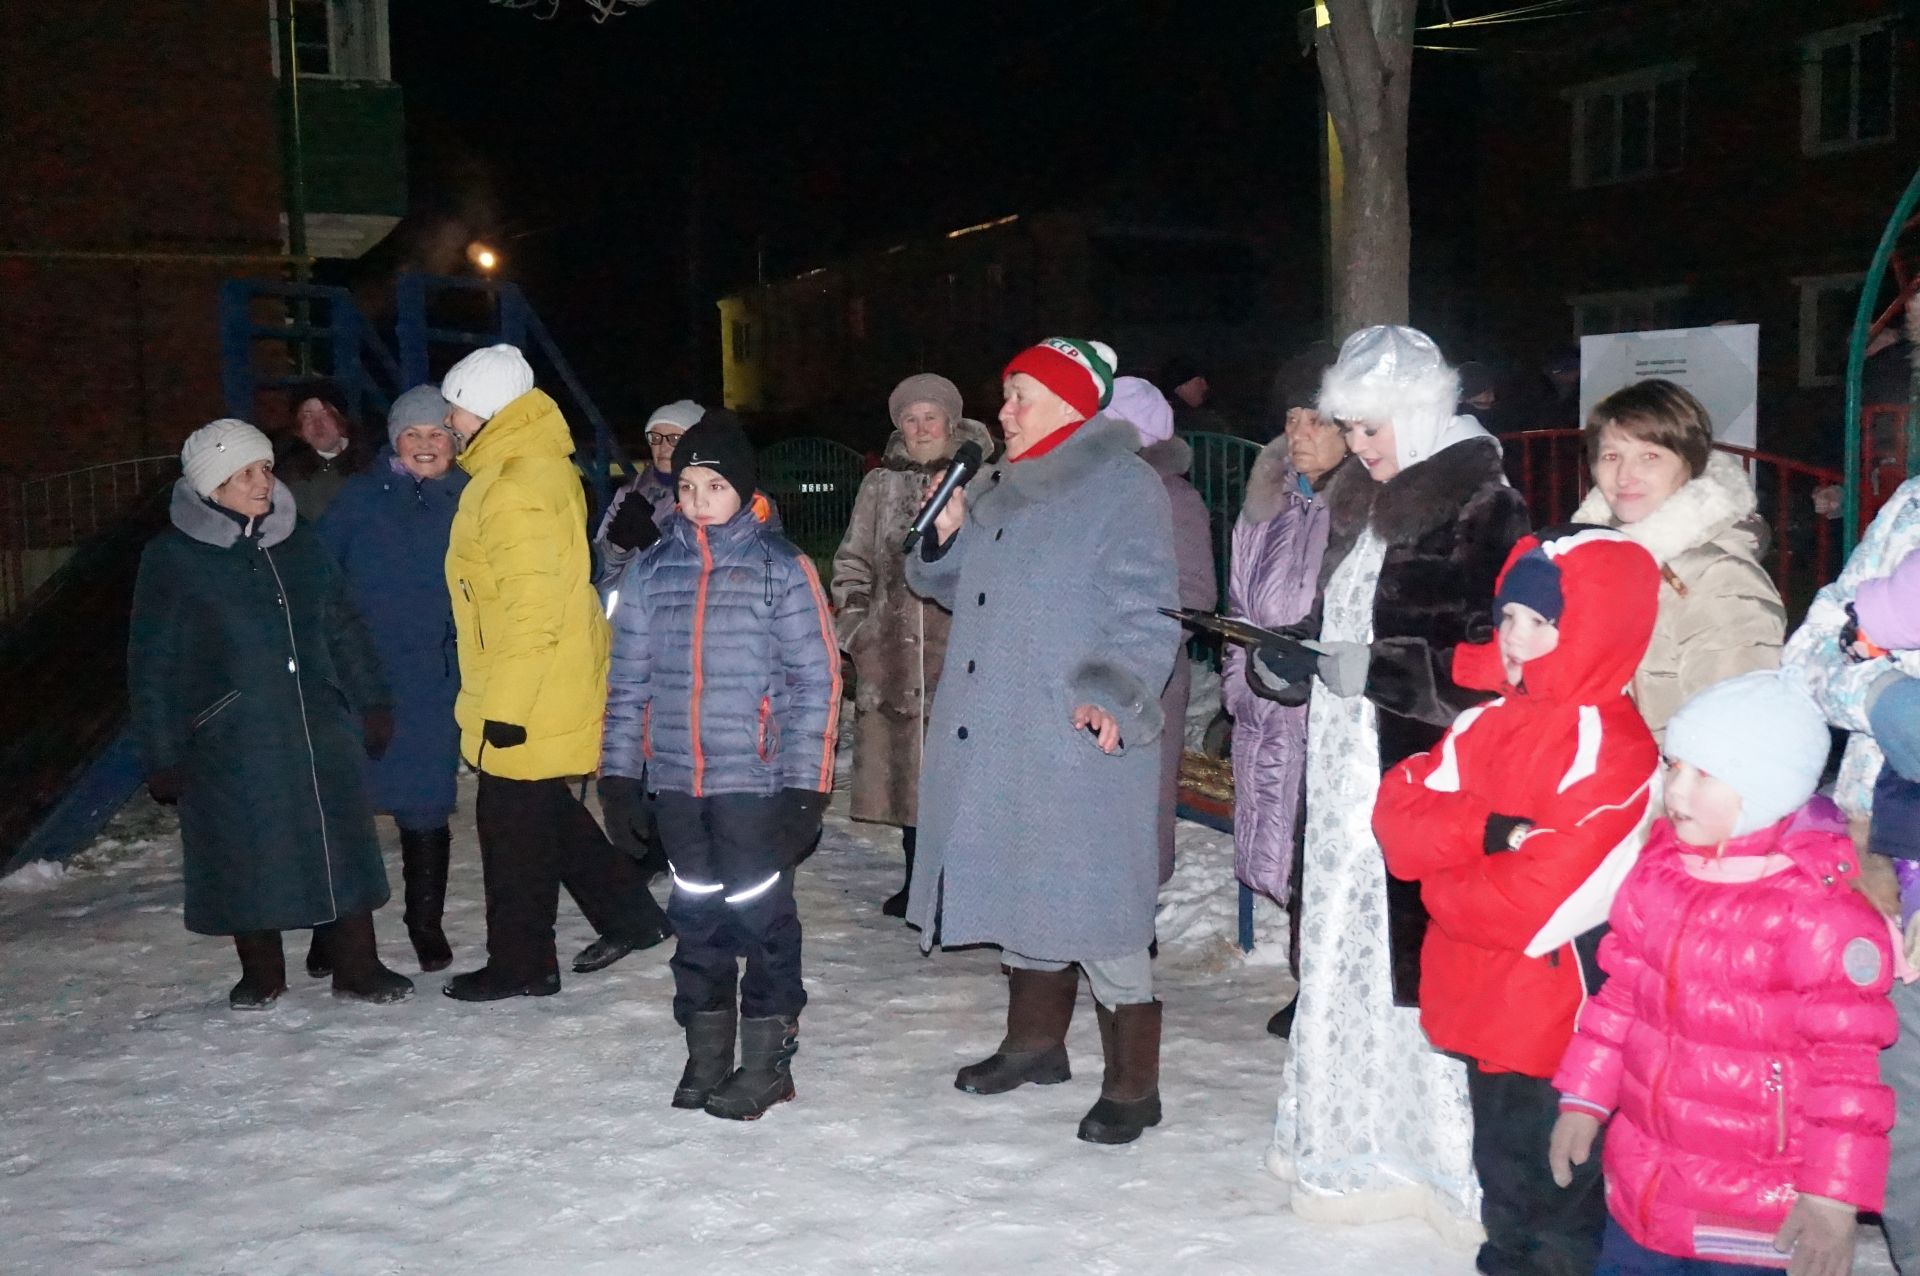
313 386 467 973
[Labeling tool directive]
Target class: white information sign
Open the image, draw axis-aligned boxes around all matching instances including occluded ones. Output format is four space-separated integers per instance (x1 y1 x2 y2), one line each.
1579 324 1760 448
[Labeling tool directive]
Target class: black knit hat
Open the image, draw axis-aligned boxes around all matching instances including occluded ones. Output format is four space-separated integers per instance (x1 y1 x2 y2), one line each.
672 408 757 500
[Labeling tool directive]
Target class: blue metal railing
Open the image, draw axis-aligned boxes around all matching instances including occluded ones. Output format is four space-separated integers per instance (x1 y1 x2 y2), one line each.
218 279 401 425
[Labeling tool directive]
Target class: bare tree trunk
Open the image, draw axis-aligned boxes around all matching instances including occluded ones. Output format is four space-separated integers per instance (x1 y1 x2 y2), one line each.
1316 0 1416 336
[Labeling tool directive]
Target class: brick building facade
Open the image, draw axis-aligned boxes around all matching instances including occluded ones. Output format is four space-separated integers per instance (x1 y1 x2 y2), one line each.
1472 0 1916 463
0 0 402 479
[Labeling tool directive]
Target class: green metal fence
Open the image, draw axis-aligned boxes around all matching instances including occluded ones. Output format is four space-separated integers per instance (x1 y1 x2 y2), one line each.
1182 431 1263 609
759 437 869 584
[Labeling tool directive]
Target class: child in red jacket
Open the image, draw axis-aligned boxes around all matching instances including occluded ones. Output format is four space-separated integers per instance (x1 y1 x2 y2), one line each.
1548 672 1899 1276
1376 525 1663 1276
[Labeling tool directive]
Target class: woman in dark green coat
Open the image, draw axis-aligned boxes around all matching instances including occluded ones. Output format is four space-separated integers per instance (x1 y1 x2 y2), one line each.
129 419 412 1010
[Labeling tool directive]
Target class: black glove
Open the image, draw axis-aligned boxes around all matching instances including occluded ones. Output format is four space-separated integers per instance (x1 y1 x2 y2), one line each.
605 495 661 554
1254 638 1319 686
598 774 649 848
1483 814 1534 855
483 720 528 749
146 767 184 805
362 706 395 761
783 787 830 861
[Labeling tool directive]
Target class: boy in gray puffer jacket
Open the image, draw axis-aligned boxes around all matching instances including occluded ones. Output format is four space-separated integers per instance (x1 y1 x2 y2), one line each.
602 409 840 1121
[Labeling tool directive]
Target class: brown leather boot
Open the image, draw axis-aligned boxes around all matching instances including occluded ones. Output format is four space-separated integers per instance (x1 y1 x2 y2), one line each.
1077 999 1163 1144
954 966 1079 1094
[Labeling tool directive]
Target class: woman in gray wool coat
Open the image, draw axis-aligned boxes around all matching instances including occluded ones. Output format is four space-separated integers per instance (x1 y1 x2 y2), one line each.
907 338 1180 1146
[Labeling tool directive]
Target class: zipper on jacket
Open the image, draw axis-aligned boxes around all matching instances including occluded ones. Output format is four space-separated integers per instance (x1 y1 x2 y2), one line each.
458 579 485 651
689 526 712 796
1766 1059 1787 1155
757 696 773 761
261 544 337 917
641 702 653 761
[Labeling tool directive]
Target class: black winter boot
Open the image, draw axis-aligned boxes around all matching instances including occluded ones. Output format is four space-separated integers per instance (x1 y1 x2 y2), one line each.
1266 997 1298 1039
672 1005 739 1110
881 828 915 919
443 958 561 1001
704 1015 798 1120
401 826 454 972
955 966 1078 1094
304 930 330 979
1077 1000 1163 1144
320 912 415 1004
231 931 287 1010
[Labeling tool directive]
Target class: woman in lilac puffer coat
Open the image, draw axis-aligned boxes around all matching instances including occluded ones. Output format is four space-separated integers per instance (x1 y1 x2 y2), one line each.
1220 349 1346 1035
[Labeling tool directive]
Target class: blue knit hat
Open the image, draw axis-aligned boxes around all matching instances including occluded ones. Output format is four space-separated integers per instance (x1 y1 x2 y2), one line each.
1493 548 1564 626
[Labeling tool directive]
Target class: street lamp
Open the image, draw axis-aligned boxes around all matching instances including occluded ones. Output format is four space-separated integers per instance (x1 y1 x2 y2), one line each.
467 241 500 272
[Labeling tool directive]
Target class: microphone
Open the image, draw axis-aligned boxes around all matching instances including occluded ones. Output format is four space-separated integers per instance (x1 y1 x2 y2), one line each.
901 440 984 553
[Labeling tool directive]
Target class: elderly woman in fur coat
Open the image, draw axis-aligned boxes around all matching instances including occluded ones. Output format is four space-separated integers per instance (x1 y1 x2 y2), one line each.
1570 378 1783 745
831 373 994 917
1107 375 1216 885
1249 326 1529 1235
908 338 1180 1147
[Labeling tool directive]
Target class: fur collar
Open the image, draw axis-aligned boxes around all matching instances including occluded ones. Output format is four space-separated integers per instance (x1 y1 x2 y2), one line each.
975 415 1142 518
170 476 297 549
1571 450 1757 566
1138 435 1193 479
1241 438 1351 525
1325 434 1507 547
882 417 995 473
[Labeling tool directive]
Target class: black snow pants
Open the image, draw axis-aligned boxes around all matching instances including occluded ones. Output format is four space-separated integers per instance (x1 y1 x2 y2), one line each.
1468 1063 1608 1276
474 773 671 981
653 790 806 1026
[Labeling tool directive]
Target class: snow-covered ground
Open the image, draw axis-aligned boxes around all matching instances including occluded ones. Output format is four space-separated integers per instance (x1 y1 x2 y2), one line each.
0 782 1900 1274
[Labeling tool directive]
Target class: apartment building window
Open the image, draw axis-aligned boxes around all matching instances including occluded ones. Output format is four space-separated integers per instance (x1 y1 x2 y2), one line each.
1569 65 1688 188
1803 22 1896 154
1568 286 1689 337
1796 274 1867 387
268 0 392 80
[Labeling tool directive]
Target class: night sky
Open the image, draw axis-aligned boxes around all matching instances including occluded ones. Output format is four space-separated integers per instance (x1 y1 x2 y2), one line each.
383 0 1505 428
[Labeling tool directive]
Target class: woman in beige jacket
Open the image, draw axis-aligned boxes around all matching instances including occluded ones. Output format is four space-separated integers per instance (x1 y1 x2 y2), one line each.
1571 379 1785 743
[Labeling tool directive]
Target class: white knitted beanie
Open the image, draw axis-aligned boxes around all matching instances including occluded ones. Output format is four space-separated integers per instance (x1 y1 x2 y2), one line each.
1664 670 1833 836
181 419 276 498
441 344 534 421
646 399 706 433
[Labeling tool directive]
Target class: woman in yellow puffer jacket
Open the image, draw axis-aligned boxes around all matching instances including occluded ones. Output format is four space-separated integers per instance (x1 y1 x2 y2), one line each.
438 344 671 1002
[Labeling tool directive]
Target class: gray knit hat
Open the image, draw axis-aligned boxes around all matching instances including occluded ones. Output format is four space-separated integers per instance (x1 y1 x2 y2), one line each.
386 385 452 450
888 373 963 430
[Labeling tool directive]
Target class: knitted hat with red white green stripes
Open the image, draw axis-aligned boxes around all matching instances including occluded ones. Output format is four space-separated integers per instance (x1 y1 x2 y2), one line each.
1004 337 1119 422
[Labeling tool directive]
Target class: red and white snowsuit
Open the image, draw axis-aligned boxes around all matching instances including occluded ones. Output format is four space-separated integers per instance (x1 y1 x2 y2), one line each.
1376 527 1661 1078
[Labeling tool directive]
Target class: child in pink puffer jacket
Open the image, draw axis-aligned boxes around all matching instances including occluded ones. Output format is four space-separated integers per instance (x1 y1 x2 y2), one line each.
1549 671 1899 1276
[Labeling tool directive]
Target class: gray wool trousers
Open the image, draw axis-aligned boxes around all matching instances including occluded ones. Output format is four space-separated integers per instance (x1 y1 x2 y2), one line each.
1002 948 1154 1009
1886 974 1920 1275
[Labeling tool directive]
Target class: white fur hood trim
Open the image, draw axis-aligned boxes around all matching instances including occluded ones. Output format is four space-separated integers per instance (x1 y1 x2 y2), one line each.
1572 450 1758 566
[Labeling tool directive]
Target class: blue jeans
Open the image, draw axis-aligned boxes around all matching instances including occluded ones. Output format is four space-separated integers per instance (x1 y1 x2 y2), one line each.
1869 673 1920 783
1596 1218 1782 1275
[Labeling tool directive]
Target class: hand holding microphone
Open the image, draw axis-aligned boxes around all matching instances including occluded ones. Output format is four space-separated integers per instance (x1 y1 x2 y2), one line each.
903 441 984 552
